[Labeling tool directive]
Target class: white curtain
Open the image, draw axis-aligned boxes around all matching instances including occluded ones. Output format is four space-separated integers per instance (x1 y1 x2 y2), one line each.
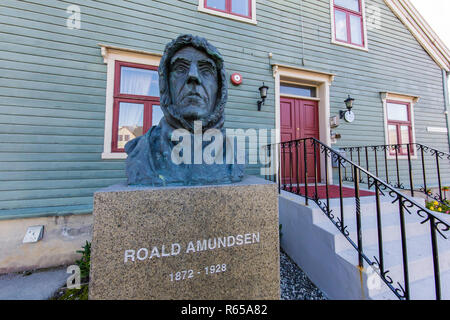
119 103 144 128
120 67 159 96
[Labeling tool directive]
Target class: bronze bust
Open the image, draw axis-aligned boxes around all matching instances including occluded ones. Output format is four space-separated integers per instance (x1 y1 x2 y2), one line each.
125 34 244 185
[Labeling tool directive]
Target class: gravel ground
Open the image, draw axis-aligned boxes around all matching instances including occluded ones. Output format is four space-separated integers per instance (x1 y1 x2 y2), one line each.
280 250 327 300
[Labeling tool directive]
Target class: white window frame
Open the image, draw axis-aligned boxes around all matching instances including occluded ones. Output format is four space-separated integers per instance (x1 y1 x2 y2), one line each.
330 0 369 51
198 0 257 25
99 44 162 159
381 92 420 160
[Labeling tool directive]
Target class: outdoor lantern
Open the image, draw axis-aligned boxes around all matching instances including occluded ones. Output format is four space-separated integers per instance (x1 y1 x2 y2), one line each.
340 95 356 123
345 95 355 110
257 82 269 111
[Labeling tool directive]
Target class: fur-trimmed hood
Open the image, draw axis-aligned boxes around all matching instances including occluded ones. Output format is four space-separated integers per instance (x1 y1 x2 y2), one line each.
158 34 228 132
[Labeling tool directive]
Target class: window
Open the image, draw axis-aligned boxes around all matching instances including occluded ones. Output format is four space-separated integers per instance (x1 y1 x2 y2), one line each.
100 45 162 159
381 92 419 158
280 84 317 98
331 0 367 50
386 101 413 155
205 0 251 18
198 0 256 24
111 61 163 153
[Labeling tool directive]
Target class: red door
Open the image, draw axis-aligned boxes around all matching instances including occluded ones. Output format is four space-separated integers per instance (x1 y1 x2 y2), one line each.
280 97 320 185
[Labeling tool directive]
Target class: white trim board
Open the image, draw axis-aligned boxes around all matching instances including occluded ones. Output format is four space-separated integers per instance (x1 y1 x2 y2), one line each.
427 127 448 134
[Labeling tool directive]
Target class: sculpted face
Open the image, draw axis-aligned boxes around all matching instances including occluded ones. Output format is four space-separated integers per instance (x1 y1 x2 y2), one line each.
169 46 219 122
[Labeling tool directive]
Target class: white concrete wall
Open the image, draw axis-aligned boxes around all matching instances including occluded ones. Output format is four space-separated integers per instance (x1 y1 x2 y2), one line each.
279 192 371 300
0 214 92 274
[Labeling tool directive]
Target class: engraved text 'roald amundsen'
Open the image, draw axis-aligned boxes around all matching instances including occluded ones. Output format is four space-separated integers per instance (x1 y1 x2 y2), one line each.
124 232 260 263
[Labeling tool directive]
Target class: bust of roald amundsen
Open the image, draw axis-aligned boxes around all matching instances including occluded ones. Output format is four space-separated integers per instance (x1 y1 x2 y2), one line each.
125 34 244 186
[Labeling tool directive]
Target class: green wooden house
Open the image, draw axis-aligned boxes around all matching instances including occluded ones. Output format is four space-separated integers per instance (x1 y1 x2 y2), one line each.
0 0 449 288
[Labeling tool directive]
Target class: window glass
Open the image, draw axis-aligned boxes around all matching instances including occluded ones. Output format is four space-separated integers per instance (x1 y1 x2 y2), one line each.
387 103 409 121
388 125 398 145
280 84 317 97
400 126 410 153
350 15 363 45
152 105 164 126
335 0 360 12
231 0 249 16
335 10 348 42
120 67 159 97
117 102 144 149
207 0 226 10
400 126 410 144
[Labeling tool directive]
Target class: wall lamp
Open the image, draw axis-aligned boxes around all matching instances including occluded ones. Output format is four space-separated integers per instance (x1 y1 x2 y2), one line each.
257 82 269 111
339 95 355 123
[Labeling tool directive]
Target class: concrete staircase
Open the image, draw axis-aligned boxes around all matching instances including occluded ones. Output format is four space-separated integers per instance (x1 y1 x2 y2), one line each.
279 189 450 300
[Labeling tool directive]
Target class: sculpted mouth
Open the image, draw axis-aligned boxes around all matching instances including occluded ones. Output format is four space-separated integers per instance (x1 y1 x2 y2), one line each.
183 93 207 104
185 92 202 98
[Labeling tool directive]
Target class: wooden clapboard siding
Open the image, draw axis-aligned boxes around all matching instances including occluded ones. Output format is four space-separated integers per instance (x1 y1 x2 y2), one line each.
0 0 448 220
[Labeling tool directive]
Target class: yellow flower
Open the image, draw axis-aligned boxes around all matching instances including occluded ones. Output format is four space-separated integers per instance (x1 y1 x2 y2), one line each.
434 201 439 206
438 208 442 212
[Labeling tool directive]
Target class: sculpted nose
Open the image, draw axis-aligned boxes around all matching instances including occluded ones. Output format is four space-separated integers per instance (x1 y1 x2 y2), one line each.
187 63 201 85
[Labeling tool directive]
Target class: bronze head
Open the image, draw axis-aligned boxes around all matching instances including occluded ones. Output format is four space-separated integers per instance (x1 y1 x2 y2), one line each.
158 34 228 132
125 35 244 186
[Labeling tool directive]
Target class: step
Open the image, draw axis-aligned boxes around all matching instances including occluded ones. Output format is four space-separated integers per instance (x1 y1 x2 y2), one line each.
315 209 431 252
311 196 427 225
408 269 450 300
372 269 450 300
281 191 397 220
279 187 450 300
338 233 450 297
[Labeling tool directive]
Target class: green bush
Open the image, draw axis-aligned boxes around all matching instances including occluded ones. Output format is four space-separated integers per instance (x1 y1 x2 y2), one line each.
76 241 91 280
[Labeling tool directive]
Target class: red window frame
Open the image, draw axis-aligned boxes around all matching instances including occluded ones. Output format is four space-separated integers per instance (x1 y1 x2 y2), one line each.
333 0 365 47
112 61 160 153
204 0 252 19
386 100 414 156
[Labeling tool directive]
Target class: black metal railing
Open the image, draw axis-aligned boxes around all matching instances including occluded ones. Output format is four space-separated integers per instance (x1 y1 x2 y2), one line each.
340 143 450 204
264 138 450 300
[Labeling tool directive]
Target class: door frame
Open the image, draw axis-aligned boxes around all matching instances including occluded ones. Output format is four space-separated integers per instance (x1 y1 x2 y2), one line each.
272 64 335 184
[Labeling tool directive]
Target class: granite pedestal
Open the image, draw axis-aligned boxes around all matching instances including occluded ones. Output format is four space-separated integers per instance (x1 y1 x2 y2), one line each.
89 176 280 300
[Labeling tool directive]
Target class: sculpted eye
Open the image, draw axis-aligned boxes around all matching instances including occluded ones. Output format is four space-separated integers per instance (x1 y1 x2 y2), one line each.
174 64 188 73
201 68 213 76
199 63 215 77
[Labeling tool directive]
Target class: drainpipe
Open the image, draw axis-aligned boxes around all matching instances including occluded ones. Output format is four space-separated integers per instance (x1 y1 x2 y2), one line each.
444 69 450 149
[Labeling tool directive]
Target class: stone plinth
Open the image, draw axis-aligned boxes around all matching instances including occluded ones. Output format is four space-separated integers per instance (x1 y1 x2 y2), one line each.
89 176 280 300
